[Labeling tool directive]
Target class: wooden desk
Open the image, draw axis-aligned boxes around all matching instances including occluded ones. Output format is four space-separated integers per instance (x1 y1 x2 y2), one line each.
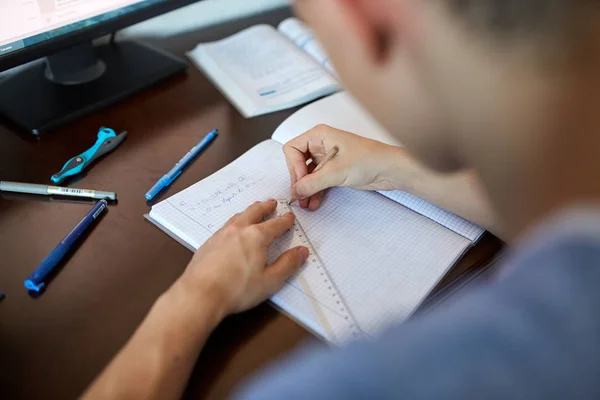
0 8 503 399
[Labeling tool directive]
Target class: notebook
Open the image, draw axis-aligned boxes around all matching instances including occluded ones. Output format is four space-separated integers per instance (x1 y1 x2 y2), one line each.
147 92 485 344
187 18 340 118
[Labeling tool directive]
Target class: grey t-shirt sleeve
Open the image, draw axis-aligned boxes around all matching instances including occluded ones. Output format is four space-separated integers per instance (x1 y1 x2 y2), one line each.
236 220 600 399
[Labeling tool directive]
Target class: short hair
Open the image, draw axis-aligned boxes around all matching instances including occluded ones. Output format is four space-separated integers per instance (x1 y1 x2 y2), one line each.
447 0 592 40
446 0 600 64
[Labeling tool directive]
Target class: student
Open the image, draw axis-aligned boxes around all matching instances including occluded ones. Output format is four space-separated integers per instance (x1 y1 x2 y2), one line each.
84 0 600 398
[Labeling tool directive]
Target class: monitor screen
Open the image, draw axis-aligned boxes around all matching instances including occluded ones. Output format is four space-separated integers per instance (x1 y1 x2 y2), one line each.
0 0 169 57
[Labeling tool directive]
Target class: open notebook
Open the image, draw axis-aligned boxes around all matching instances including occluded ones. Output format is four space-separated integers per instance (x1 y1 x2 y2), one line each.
187 18 340 118
147 93 484 344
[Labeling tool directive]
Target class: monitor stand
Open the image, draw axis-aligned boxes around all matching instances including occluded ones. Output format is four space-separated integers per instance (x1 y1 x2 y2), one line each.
0 40 187 135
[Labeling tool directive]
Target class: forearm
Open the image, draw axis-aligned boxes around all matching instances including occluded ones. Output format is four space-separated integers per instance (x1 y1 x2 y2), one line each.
383 148 504 239
83 280 226 400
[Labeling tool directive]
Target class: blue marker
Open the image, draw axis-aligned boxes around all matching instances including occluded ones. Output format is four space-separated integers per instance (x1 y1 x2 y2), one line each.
145 129 218 201
24 200 108 292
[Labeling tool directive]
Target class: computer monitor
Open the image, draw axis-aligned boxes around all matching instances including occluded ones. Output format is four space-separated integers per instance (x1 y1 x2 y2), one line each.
0 0 202 135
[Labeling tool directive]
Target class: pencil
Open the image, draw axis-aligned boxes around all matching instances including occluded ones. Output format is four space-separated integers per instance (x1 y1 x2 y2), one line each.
289 146 339 205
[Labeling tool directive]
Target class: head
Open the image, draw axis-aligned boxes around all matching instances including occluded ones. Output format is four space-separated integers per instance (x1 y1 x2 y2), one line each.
297 0 600 235
296 0 600 172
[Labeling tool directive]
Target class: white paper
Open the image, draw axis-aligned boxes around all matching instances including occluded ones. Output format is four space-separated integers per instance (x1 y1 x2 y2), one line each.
149 140 472 343
278 17 338 77
187 25 340 117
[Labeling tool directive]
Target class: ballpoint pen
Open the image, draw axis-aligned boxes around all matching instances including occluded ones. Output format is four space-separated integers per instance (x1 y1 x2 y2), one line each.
145 129 219 201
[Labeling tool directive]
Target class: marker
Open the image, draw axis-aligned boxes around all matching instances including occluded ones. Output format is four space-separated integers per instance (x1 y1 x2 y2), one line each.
145 129 219 201
24 200 108 292
0 181 116 201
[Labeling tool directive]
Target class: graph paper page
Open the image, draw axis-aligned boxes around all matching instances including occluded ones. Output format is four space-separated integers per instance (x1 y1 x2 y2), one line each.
270 92 485 241
149 140 472 342
378 190 485 242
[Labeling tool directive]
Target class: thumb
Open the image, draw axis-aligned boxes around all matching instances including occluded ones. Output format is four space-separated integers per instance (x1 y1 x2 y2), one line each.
293 167 344 199
263 247 309 295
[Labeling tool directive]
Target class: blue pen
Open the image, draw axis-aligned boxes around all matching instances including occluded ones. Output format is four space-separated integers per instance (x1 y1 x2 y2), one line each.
24 200 108 292
145 129 219 200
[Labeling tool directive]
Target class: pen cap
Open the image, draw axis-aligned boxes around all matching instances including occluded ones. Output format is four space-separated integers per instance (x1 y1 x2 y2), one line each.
145 175 176 201
24 243 71 292
0 181 48 195
95 191 117 201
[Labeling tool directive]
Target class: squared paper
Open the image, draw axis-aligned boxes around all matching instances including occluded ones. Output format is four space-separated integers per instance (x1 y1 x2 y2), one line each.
149 140 472 342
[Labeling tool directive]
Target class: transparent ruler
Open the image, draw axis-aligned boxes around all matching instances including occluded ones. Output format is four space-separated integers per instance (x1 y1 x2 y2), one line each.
271 199 363 345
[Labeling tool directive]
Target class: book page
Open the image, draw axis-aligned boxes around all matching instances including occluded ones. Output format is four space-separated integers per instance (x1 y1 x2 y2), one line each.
187 25 340 118
149 140 472 343
278 17 338 78
271 92 485 241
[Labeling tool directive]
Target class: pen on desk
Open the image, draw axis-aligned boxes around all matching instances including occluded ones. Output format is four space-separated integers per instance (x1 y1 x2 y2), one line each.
24 200 108 292
289 146 339 205
0 181 116 201
145 129 219 201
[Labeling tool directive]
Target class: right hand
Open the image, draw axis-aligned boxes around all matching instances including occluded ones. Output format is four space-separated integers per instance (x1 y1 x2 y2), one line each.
283 124 405 210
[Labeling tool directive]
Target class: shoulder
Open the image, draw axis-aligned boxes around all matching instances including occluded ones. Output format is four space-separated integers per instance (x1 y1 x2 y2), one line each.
235 207 600 399
503 207 600 281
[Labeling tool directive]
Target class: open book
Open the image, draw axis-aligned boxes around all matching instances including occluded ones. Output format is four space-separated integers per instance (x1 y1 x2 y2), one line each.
147 92 485 344
187 18 340 118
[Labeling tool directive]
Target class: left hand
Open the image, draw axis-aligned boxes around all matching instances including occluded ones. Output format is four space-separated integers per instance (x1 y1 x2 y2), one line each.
283 124 406 210
178 199 309 316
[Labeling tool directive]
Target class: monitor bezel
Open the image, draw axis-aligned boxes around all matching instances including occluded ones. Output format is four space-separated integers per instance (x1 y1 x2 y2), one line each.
0 0 201 72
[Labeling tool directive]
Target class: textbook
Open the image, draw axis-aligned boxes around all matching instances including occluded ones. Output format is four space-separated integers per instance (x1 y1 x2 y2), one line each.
187 18 340 118
147 92 485 345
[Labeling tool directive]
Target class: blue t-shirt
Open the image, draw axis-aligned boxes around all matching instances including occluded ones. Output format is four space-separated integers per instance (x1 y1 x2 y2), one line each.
237 209 600 399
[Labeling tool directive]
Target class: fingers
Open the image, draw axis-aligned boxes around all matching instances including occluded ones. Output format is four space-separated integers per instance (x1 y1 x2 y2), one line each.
308 191 324 211
283 142 310 208
293 166 343 200
283 124 332 187
258 212 296 244
236 200 278 225
299 197 311 209
263 246 310 295
283 141 309 187
284 126 349 208
298 161 317 209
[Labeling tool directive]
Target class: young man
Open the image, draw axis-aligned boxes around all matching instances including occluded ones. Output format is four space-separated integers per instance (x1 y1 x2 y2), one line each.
84 0 600 398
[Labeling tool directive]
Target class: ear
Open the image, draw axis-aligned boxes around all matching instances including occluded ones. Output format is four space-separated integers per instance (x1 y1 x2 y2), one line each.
295 0 413 67
356 0 420 52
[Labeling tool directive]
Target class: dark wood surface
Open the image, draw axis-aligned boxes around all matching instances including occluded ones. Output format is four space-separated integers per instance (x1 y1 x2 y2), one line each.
0 8 503 399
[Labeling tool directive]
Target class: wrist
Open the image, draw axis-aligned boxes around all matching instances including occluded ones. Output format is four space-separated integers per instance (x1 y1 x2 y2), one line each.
370 145 416 192
162 276 229 330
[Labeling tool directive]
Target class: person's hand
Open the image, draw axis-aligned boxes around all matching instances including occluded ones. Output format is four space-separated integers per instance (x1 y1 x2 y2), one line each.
283 124 405 209
178 199 309 316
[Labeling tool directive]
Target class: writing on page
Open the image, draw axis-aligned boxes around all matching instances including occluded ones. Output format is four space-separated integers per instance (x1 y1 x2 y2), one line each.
150 140 473 342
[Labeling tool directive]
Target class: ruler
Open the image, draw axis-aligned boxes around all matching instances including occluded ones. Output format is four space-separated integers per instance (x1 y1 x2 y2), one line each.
271 200 362 345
